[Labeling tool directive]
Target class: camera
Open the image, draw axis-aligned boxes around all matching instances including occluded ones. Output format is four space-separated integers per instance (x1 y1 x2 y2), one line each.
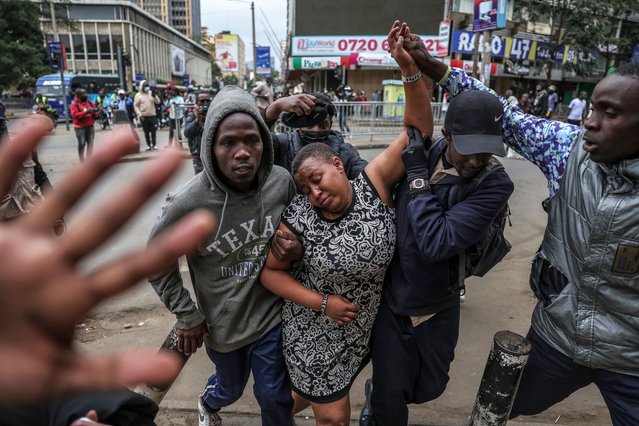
201 105 209 114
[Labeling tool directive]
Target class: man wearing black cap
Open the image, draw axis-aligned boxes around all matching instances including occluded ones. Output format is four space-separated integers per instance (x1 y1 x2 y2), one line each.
261 92 368 179
364 22 514 426
397 19 639 424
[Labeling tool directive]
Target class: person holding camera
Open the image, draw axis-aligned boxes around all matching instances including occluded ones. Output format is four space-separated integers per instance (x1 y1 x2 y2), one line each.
70 88 99 161
134 80 161 151
183 91 211 174
261 92 368 179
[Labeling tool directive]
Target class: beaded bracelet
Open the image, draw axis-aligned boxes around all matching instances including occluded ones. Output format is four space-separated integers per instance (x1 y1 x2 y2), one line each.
401 70 423 84
320 294 329 315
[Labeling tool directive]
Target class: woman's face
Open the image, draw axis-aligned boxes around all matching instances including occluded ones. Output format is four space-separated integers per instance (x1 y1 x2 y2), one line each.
294 156 351 216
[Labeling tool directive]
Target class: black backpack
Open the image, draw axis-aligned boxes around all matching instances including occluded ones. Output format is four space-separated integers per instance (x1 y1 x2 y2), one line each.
447 158 512 293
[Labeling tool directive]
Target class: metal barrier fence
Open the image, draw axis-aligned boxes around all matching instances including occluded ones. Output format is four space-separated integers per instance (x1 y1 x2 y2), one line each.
272 100 572 141
273 101 446 141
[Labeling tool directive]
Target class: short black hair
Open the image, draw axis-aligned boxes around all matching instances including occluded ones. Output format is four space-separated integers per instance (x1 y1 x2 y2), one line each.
292 143 337 176
311 92 337 118
614 62 639 81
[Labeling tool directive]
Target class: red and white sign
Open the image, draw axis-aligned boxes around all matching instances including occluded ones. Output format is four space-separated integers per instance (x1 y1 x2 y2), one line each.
449 59 498 75
291 35 442 57
438 20 451 58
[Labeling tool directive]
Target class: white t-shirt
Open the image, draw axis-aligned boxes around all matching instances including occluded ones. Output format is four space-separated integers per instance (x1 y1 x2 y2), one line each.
567 98 587 121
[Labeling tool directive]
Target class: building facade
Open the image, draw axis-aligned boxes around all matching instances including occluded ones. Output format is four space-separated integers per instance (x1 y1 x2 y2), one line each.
133 0 201 40
214 32 247 83
284 0 634 104
37 0 210 90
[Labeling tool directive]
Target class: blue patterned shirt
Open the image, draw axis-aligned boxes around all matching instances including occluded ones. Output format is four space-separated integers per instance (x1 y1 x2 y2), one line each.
441 68 584 197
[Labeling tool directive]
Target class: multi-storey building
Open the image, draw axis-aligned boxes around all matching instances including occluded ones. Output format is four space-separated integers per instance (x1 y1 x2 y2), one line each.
283 0 632 103
133 0 201 40
36 0 210 89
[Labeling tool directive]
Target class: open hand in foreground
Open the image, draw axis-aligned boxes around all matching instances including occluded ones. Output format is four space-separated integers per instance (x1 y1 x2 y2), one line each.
0 119 215 407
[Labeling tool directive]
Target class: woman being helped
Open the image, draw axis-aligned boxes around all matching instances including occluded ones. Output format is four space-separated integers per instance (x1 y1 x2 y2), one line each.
259 27 433 425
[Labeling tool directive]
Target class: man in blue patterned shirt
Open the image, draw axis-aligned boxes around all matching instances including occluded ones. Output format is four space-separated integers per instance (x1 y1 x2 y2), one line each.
400 22 639 424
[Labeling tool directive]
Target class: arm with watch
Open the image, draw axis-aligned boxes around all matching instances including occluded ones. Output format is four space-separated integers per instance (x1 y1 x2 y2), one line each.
388 21 513 261
386 20 435 198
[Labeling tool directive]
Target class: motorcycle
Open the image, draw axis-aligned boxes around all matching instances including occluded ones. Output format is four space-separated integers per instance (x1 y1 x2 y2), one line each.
99 105 114 130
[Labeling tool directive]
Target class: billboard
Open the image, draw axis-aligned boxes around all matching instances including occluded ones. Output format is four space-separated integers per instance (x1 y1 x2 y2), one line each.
473 0 506 32
170 45 185 76
215 33 239 72
291 35 443 57
256 46 271 74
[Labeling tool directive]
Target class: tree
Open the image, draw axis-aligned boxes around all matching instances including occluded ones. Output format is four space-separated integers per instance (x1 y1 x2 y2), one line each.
515 0 639 82
0 0 51 92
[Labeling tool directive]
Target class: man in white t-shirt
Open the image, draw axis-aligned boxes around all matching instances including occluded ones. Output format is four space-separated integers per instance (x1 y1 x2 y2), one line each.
250 75 274 112
566 91 587 126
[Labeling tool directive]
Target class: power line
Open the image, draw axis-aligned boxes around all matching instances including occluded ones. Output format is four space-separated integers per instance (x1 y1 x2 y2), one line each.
259 7 284 53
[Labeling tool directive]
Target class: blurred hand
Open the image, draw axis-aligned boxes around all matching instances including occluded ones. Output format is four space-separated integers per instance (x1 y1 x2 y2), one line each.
270 229 303 262
325 295 359 325
177 321 209 355
0 120 215 407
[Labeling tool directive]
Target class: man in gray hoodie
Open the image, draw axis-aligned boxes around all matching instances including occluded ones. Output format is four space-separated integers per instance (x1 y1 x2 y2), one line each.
148 86 295 426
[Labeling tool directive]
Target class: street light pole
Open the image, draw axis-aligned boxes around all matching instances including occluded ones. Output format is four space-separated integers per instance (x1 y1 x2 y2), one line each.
251 1 256 82
49 0 70 130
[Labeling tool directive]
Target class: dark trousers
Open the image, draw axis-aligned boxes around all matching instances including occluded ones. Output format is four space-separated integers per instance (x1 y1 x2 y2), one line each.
168 117 182 144
74 126 94 160
141 116 157 148
370 300 460 426
511 329 639 425
202 324 293 426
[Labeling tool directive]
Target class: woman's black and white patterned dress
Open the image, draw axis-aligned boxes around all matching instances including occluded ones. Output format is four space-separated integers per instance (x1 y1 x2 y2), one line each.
281 171 396 402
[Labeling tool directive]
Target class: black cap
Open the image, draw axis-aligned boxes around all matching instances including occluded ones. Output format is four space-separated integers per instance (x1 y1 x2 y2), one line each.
444 90 506 157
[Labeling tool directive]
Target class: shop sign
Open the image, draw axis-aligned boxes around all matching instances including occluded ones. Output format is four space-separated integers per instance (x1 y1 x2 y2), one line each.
291 35 441 57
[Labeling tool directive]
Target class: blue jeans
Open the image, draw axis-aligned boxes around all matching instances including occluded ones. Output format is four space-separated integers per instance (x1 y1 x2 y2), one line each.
202 324 293 426
511 329 639 426
370 301 460 426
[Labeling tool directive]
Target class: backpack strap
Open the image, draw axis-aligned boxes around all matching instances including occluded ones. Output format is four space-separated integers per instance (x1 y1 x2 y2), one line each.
447 157 505 294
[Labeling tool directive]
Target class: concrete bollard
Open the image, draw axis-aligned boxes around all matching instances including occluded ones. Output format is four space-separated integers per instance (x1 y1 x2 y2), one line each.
134 324 191 404
469 330 531 426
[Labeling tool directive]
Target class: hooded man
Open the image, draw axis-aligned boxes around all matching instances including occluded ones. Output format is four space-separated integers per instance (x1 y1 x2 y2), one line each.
148 86 295 426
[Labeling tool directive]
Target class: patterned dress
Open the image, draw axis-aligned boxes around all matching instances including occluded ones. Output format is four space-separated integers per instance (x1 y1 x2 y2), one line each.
281 171 396 402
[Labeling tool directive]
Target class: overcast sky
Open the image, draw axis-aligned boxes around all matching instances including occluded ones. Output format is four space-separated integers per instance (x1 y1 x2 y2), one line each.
201 0 288 70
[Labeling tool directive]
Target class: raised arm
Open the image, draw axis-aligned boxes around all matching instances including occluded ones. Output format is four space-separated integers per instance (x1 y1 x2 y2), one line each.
401 28 581 196
364 21 434 204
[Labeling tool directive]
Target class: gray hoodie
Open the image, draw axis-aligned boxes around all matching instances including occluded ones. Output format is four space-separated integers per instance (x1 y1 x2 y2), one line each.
149 85 295 352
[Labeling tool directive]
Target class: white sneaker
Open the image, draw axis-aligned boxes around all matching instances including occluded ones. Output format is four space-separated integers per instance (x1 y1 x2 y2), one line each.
198 395 222 426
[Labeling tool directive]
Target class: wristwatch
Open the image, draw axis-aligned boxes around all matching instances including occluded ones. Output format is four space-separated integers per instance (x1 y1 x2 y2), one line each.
409 178 428 191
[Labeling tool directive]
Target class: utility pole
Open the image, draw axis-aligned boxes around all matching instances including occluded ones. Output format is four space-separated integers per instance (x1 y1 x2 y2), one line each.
251 1 256 82
481 30 492 87
49 0 70 130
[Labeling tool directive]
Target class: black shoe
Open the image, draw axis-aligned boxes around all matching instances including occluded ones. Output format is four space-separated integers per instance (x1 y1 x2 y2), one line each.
359 378 375 425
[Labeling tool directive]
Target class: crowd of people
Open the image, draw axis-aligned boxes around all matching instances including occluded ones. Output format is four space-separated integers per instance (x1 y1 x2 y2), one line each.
1 16 637 426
